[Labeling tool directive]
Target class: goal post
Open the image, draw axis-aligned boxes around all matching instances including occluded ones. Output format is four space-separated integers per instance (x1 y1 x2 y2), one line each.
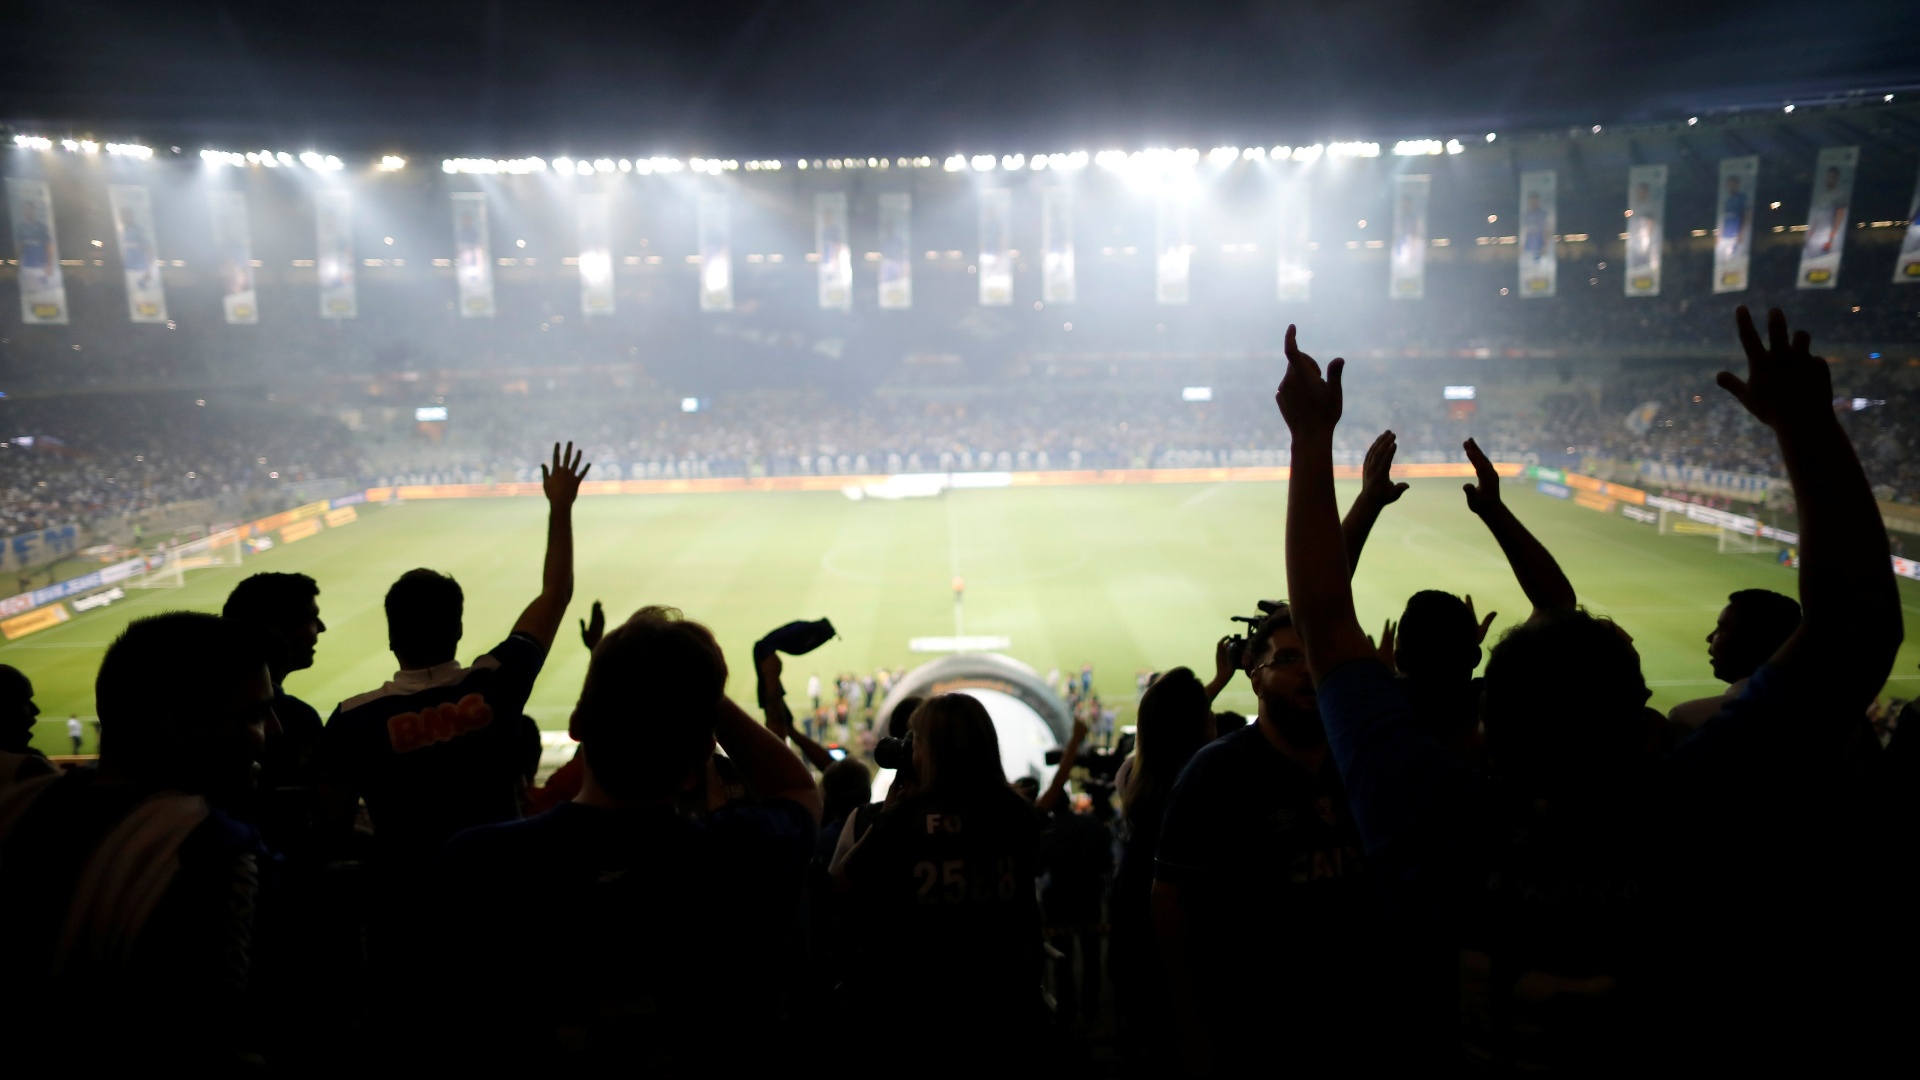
131 528 245 588
1716 525 1762 555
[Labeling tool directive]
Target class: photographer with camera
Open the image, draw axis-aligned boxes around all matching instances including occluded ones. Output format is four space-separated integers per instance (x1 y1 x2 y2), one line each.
833 694 1045 1061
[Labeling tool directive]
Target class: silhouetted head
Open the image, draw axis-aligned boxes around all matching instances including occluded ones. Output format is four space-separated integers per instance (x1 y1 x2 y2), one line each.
1122 666 1214 823
1708 589 1802 685
1482 610 1651 797
570 606 728 803
0 665 39 753
95 613 276 799
820 757 873 824
223 572 325 678
1244 604 1321 748
385 568 463 669
908 694 1007 798
1396 590 1482 683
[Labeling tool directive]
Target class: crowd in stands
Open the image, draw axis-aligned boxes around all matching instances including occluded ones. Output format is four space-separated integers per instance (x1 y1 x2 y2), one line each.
0 307 1911 1073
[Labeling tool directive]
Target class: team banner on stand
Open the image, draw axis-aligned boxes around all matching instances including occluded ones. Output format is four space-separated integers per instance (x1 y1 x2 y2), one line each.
6 178 68 324
107 185 167 323
577 193 614 316
1390 174 1430 300
1797 146 1858 289
315 189 356 319
1897 166 1920 284
1156 195 1190 304
211 191 258 324
698 192 732 312
1518 170 1557 298
451 192 495 317
978 189 1013 306
878 193 912 309
1041 188 1074 303
1712 156 1759 294
1276 185 1310 302
816 193 852 310
1625 165 1667 297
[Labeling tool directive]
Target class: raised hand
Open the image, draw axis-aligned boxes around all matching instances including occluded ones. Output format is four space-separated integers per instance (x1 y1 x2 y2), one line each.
1461 438 1503 517
1463 594 1497 644
1361 430 1410 506
1276 325 1344 439
541 441 591 507
578 599 605 651
1719 306 1834 432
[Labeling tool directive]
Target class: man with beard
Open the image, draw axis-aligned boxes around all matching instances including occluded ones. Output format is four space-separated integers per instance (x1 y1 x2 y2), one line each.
1151 602 1378 1075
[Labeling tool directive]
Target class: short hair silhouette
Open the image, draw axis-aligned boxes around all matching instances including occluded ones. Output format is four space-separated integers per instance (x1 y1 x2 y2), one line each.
386 568 463 663
1482 610 1650 793
1396 590 1482 680
573 606 729 802
95 612 269 788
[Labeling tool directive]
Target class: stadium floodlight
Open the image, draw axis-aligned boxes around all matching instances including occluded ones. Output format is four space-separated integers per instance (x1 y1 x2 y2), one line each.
1326 141 1380 159
1783 104 1794 113
1181 386 1213 402
105 142 152 159
1208 146 1240 165
1392 139 1444 156
944 154 967 172
1290 144 1324 162
575 159 596 175
1002 154 1025 170
1486 132 1497 141
554 156 574 173
1242 146 1265 161
1442 385 1476 400
13 135 53 150
1687 117 1697 125
1029 154 1049 171
971 154 996 172
594 158 615 173
1446 139 1464 155
377 155 407 171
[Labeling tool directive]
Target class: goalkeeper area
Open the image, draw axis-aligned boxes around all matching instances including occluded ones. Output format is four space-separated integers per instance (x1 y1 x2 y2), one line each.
11 480 1920 756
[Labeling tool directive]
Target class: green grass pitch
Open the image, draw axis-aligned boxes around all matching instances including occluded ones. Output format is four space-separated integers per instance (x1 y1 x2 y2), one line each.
14 480 1920 756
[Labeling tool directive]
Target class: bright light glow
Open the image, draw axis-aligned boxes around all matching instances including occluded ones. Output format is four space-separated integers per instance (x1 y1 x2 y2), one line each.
377 155 407 171
1181 387 1213 402
1326 141 1379 158
276 151 294 166
1445 139 1464 155
944 154 967 172
1290 144 1324 163
1783 104 1795 113
105 142 152 159
1392 139 1444 156
971 154 996 172
554 156 574 173
1242 146 1265 161
1591 125 1603 133
1001 153 1025 170
1030 154 1048 171
574 159 596 175
1208 146 1240 164
1485 132 1497 142
594 158 615 173
1443 385 1477 401
1687 117 1698 125
13 135 53 150
440 156 547 175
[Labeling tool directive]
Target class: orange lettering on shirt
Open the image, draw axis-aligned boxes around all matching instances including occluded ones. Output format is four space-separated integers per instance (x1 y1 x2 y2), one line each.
387 693 495 752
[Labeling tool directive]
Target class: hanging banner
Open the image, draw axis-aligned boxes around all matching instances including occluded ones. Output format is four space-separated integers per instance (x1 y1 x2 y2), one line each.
1156 195 1190 305
451 192 495 318
1712 156 1759 294
1041 188 1074 304
1390 174 1430 300
6 178 68 325
698 192 732 312
1276 184 1310 302
107 185 168 323
577 192 614 316
1897 166 1920 284
978 188 1013 306
1796 146 1858 289
315 189 356 319
878 193 912 309
210 191 258 324
816 193 852 310
1518 170 1557 298
1624 164 1667 297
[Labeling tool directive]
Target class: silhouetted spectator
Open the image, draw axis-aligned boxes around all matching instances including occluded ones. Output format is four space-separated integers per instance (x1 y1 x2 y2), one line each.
1667 588 1801 726
0 664 54 786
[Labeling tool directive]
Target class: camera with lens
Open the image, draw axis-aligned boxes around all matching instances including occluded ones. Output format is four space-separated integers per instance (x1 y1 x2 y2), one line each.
1044 730 1136 781
873 731 914 772
1223 599 1289 669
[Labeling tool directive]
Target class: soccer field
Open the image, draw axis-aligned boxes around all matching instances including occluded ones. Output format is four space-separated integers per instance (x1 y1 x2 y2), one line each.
14 480 1920 755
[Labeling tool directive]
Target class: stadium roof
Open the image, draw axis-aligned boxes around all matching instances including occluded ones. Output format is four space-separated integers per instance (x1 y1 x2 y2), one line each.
4 1 1918 159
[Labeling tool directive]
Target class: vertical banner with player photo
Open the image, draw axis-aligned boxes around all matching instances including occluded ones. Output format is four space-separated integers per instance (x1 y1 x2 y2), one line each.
1390 174 1430 300
1156 195 1190 305
878 193 912 309
978 188 1013 306
210 191 258 324
1624 164 1667 297
1712 155 1759 294
698 192 732 312
1041 188 1075 304
1518 170 1557 298
107 185 168 323
1897 166 1920 285
451 192 495 318
1276 184 1311 302
1797 146 1858 289
6 178 69 324
816 193 852 310
315 189 356 319
577 192 614 316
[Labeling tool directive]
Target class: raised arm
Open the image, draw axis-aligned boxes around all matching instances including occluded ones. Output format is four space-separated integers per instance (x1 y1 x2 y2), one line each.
1034 717 1090 815
716 695 824 822
757 651 838 773
1721 306 1901 702
511 442 589 651
1462 438 1577 620
1342 429 1410 578
1277 325 1375 682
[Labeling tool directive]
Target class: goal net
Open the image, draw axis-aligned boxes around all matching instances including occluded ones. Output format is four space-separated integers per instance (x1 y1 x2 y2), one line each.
132 528 245 588
1716 525 1763 555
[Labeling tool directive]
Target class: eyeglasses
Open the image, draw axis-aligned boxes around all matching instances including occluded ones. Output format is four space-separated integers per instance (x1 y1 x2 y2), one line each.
1251 651 1308 671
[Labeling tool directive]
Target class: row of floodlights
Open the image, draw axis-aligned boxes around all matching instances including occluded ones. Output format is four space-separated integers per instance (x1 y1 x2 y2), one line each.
13 135 154 158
